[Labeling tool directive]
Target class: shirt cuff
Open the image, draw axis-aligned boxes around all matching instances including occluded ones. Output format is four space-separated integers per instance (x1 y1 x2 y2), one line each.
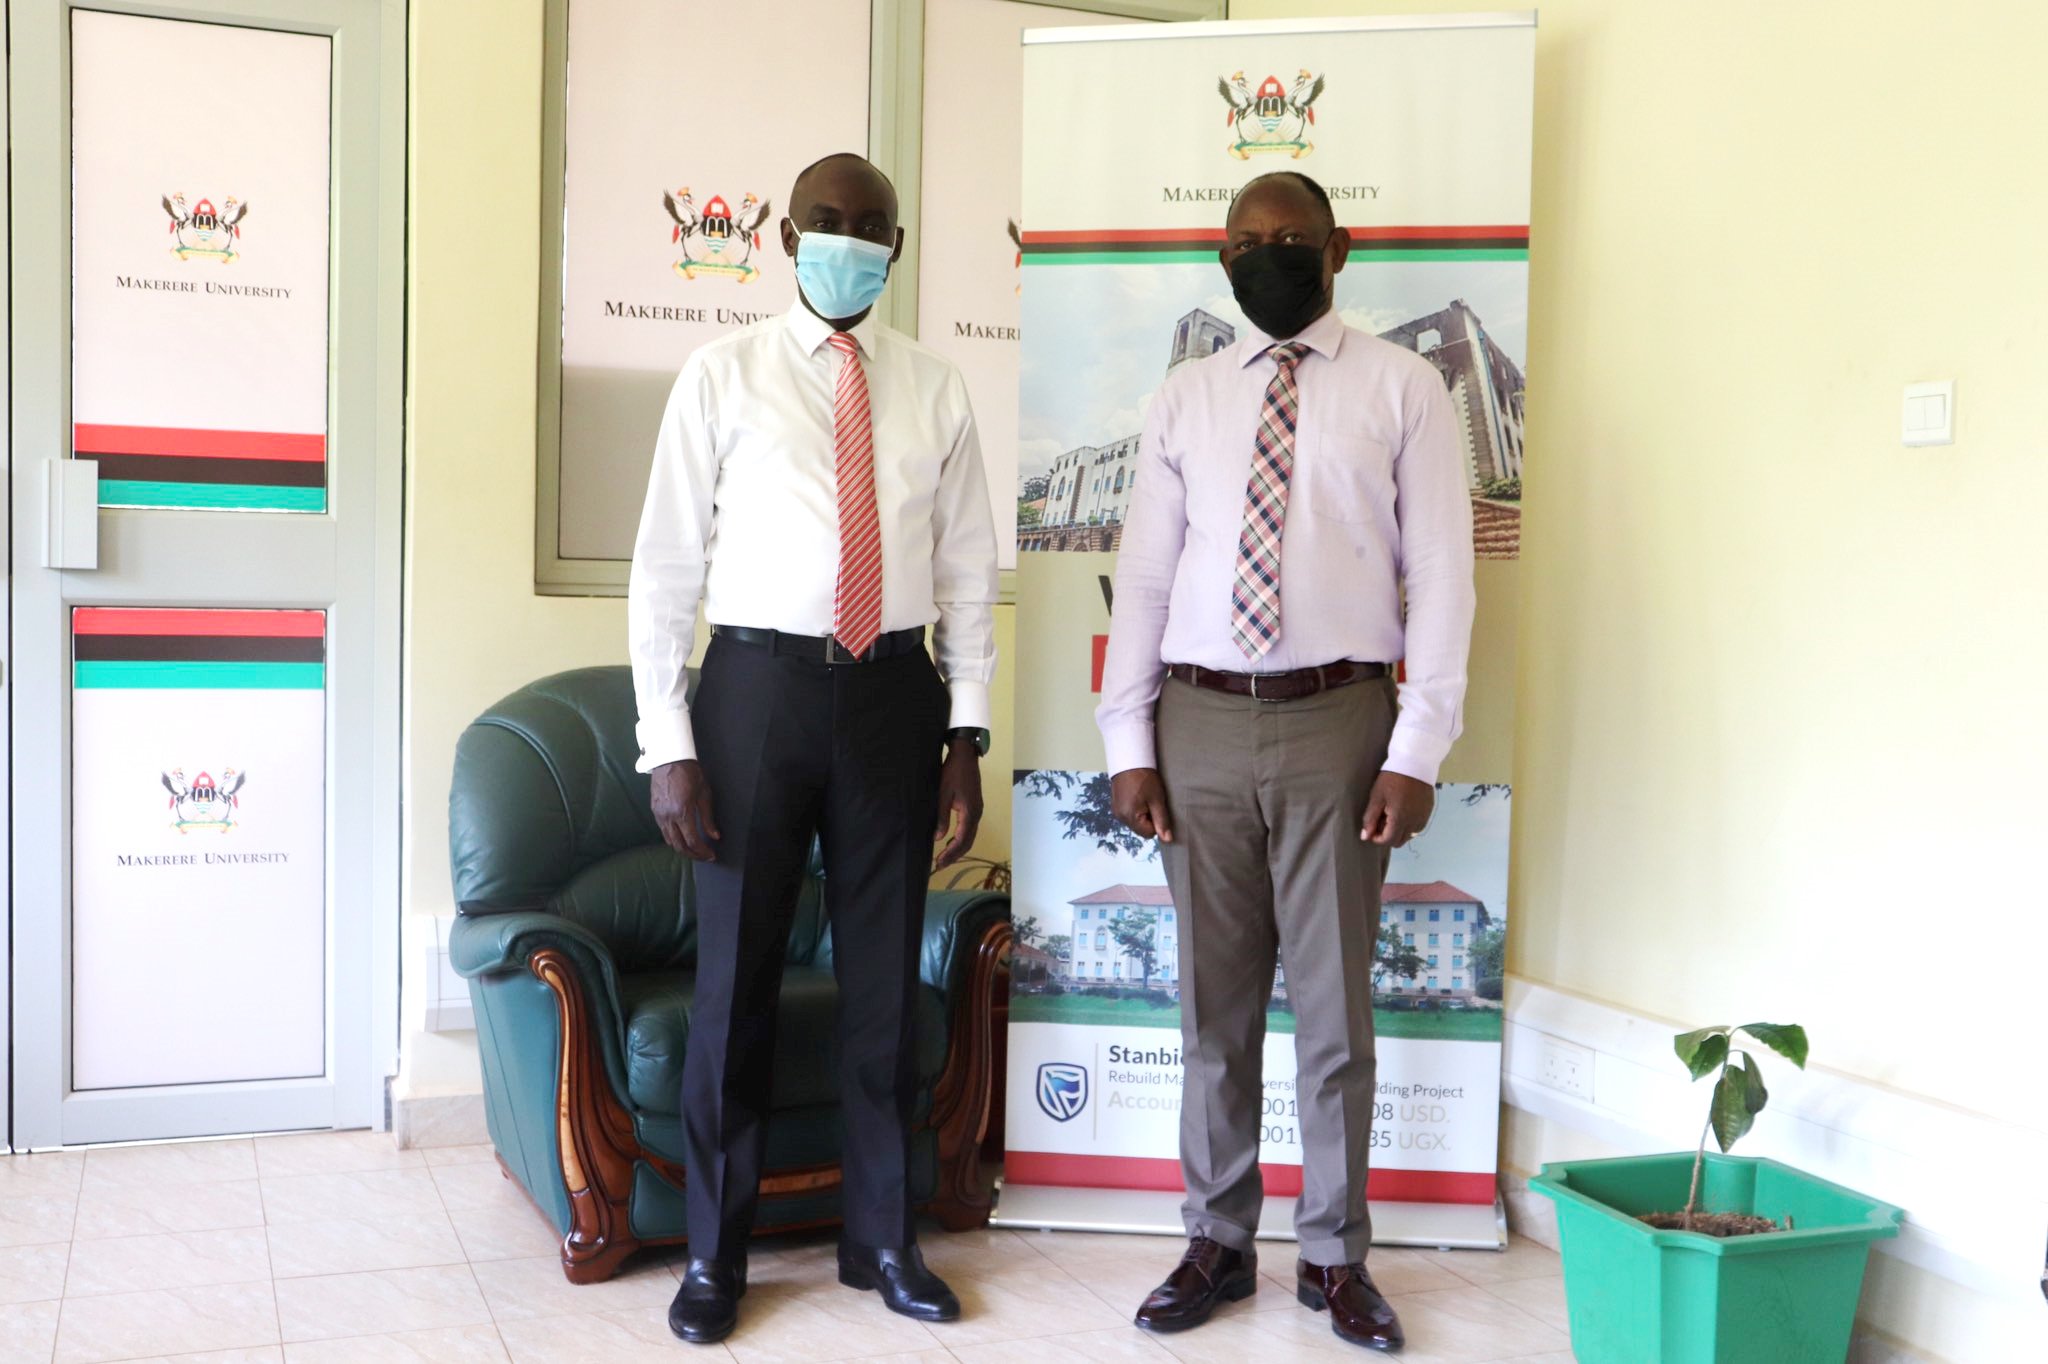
1381 723 1450 786
634 708 697 773
1102 720 1158 777
947 679 992 734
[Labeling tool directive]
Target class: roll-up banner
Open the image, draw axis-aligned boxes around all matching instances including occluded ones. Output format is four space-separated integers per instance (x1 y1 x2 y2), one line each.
999 13 1533 1250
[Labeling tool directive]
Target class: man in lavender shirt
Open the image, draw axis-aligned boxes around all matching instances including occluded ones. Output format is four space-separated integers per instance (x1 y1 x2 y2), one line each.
1097 171 1475 1352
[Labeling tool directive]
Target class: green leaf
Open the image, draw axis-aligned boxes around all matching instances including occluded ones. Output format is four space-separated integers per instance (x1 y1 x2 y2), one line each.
1674 1028 1729 1080
1739 1023 1809 1069
1711 1068 1757 1152
1738 1051 1769 1115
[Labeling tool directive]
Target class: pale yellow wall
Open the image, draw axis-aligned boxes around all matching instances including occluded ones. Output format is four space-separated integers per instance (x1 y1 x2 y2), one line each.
1238 0 2047 1132
400 0 624 1092
1235 1 2048 1355
399 0 1015 1094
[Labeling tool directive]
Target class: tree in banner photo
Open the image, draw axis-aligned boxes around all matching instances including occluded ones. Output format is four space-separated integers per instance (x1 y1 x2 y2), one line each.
1011 774 1508 1041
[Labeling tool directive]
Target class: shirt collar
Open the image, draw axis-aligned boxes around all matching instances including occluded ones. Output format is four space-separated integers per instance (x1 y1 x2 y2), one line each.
1236 307 1346 368
785 298 880 359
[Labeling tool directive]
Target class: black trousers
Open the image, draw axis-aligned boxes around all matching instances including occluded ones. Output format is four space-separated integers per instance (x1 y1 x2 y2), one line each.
680 631 949 1260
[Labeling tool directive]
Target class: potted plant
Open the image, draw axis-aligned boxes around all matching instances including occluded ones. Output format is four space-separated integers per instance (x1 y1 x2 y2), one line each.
1531 1023 1903 1363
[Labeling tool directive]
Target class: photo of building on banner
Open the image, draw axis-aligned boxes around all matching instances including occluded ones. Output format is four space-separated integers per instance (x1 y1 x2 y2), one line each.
1017 262 1526 559
1004 776 1508 1204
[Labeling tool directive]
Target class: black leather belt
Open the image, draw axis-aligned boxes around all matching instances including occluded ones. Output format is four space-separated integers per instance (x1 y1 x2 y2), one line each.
1167 660 1389 702
713 624 926 665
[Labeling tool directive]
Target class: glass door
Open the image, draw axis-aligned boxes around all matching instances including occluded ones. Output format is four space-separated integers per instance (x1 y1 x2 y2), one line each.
7 0 402 1147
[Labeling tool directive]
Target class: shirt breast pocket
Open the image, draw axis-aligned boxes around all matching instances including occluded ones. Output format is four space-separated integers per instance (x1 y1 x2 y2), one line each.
1301 427 1395 525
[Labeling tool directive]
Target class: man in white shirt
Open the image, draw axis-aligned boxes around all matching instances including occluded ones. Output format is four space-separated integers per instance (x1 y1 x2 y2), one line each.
629 152 998 1345
1097 171 1476 1351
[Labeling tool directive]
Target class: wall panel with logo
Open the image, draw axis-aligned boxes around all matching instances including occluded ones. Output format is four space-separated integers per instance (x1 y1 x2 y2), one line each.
533 0 1221 592
538 0 873 585
915 0 1145 572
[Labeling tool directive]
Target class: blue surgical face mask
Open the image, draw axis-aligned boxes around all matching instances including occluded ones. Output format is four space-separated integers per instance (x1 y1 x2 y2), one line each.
791 226 893 320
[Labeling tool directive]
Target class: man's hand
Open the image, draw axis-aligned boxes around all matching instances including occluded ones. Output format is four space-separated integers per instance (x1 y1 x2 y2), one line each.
1362 772 1433 847
933 740 984 870
1110 768 1175 843
651 760 720 862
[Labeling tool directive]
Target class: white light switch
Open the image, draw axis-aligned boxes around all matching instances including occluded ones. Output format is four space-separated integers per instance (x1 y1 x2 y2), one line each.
1902 380 1954 447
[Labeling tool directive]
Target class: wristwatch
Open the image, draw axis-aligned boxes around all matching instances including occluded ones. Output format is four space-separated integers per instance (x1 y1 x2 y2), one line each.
945 727 991 756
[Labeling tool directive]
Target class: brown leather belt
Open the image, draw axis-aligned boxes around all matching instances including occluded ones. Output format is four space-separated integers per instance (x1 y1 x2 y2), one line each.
1166 660 1390 702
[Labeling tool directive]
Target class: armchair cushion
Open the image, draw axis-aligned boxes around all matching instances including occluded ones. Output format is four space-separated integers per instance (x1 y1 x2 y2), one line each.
622 968 950 1115
919 890 1013 1011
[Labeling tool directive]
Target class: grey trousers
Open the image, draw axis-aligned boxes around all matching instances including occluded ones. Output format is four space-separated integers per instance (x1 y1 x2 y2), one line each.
1156 674 1394 1266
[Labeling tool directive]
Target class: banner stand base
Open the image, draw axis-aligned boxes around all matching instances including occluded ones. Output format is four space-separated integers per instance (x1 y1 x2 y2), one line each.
990 1181 1509 1252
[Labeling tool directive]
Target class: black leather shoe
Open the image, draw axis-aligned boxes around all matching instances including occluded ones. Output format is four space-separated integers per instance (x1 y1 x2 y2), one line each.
668 1258 746 1344
837 1243 961 1322
1297 1258 1405 1351
1132 1236 1258 1333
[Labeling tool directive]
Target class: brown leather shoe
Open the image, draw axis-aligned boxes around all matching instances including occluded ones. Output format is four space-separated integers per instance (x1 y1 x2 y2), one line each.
1296 1258 1405 1351
1132 1236 1258 1332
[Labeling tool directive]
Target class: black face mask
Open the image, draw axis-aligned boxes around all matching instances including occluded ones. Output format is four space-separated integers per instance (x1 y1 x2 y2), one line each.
1228 240 1330 339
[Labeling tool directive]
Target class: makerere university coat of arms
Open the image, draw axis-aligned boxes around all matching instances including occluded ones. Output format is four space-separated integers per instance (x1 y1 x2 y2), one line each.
161 767 245 833
663 188 773 282
161 193 248 262
1217 69 1325 160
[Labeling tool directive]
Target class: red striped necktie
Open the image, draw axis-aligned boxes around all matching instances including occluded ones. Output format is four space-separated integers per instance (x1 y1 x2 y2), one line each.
828 332 884 659
1231 342 1310 660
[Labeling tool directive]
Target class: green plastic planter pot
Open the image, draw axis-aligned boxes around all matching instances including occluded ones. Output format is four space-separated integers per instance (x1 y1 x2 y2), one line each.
1531 1153 1902 1364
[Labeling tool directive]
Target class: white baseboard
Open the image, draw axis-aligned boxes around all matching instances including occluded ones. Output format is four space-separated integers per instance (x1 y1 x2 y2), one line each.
420 916 475 1033
1499 1166 1560 1251
1500 976 2048 1308
391 1090 488 1149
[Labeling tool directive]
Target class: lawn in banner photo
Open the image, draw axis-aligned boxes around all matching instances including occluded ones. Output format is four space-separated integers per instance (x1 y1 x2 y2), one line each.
1011 770 1512 1036
1008 992 1504 1042
1017 259 1529 558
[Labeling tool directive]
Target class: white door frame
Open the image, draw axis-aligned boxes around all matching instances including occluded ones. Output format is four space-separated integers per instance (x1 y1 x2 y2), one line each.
0 0 12 1153
7 0 403 1148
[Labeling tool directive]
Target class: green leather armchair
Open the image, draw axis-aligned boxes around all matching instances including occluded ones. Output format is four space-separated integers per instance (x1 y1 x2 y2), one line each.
448 666 1011 1283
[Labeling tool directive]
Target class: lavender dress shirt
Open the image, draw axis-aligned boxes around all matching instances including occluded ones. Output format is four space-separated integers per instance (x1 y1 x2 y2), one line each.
1095 308 1477 785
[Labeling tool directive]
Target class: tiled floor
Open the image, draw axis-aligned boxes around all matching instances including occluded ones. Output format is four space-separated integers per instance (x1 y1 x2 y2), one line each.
0 1133 1574 1362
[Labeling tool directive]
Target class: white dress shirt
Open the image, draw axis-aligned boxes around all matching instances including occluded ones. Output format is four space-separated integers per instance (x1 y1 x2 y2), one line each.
629 301 1000 771
1096 308 1476 784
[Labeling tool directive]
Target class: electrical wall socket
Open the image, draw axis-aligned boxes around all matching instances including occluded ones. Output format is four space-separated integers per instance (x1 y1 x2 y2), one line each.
1537 1034 1595 1102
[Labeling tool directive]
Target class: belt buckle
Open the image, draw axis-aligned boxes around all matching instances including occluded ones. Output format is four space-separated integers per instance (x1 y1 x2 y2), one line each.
824 634 858 665
1250 671 1277 702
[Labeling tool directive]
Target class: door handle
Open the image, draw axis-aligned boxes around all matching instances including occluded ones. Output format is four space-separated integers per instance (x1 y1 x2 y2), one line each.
43 458 99 570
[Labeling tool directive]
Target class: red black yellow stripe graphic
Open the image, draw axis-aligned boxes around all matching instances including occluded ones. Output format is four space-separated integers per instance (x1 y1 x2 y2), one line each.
73 608 326 689
1022 225 1528 265
74 424 327 512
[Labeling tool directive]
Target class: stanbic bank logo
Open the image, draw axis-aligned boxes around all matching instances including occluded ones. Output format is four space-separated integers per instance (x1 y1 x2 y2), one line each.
1216 69 1325 160
1036 1062 1090 1123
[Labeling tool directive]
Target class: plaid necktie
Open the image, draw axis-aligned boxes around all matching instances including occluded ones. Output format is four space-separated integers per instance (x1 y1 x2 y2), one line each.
828 332 884 658
1231 342 1310 659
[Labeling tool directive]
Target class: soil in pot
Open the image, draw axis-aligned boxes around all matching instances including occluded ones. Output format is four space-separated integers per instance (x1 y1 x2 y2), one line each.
1636 1211 1783 1237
